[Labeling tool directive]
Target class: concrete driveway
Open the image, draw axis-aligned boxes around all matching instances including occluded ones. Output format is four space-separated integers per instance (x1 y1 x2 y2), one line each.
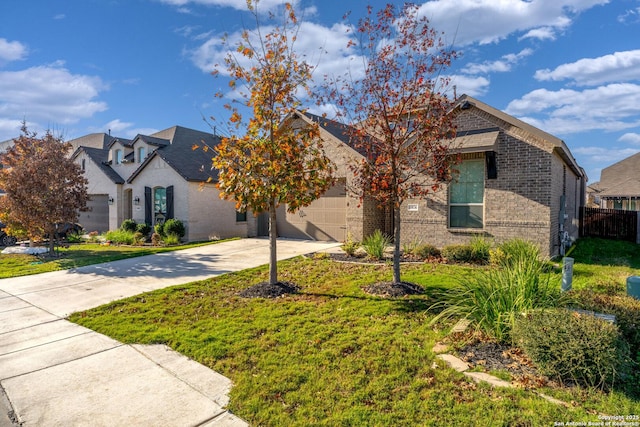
0 238 340 427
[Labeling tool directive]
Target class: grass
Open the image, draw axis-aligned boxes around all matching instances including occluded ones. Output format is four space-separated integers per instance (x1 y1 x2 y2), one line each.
0 239 234 278
69 237 640 426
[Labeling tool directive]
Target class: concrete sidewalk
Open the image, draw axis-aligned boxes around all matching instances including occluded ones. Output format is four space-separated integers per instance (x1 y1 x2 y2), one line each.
0 238 340 427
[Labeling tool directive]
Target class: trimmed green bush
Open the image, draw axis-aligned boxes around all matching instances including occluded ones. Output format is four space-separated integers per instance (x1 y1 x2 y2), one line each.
441 244 472 262
573 290 640 364
136 223 151 236
469 236 491 264
163 219 185 239
415 244 441 259
154 223 165 237
362 230 391 260
512 309 631 389
120 219 137 233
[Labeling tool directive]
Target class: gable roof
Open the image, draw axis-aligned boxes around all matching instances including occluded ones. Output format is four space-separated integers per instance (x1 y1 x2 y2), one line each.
127 126 221 183
595 151 640 197
454 95 583 177
72 146 125 184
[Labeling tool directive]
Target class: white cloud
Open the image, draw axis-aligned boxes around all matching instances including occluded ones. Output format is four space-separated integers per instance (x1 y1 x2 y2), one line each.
0 64 108 141
91 120 159 139
618 7 640 24
534 50 640 86
464 48 533 74
505 83 640 134
447 74 490 97
416 0 608 46
619 133 640 145
53 14 66 20
158 0 299 12
0 39 28 64
189 20 359 89
572 146 640 165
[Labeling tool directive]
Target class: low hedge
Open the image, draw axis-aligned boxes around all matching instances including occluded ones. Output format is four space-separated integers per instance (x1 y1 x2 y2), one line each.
512 308 631 390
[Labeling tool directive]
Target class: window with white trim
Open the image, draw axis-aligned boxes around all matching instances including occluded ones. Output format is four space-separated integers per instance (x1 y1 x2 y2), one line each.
115 149 123 165
449 158 484 228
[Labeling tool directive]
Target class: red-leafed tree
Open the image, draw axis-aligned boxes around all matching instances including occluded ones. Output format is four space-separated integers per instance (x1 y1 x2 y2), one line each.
210 1 334 287
0 124 88 255
324 3 459 285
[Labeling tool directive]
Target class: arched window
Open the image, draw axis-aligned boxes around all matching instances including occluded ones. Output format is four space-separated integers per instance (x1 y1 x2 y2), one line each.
154 187 167 224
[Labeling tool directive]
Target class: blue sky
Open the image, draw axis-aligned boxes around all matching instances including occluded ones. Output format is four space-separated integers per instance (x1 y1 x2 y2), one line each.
1 0 639 182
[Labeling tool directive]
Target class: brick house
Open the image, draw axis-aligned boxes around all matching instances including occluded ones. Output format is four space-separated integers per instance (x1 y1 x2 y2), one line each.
277 95 587 257
70 126 257 241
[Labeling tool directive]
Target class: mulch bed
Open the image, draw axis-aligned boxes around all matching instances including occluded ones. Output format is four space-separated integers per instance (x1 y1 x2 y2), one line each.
329 253 429 264
362 281 424 297
458 340 551 388
238 281 301 298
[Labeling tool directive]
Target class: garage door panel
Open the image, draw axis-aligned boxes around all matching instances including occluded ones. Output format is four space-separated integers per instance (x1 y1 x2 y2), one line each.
78 194 109 233
277 181 347 242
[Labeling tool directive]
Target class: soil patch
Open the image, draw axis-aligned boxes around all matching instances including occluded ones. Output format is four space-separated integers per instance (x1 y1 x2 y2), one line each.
239 281 301 298
362 281 424 297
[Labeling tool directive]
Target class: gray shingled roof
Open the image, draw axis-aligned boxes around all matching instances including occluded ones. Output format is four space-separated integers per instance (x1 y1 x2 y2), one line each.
454 94 584 177
79 146 125 184
596 151 640 197
127 126 221 183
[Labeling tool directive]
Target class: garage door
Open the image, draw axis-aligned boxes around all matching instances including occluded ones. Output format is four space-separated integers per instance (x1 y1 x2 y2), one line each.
78 194 109 233
277 180 347 241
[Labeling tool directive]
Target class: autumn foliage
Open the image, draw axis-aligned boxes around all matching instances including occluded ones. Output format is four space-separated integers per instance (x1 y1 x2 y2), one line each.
210 1 334 285
0 125 88 254
324 3 459 284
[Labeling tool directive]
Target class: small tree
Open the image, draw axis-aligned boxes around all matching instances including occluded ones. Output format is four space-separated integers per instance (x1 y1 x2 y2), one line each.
0 125 88 255
324 3 458 285
211 1 334 285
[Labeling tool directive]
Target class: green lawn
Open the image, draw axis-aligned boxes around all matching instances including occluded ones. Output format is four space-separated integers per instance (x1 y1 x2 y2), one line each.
0 240 234 279
69 238 640 426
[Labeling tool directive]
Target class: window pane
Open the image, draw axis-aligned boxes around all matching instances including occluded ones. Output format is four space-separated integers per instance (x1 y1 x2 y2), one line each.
154 187 166 214
450 206 483 228
236 211 247 222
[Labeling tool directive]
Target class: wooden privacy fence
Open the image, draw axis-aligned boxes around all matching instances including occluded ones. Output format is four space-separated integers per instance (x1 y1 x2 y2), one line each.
580 207 639 242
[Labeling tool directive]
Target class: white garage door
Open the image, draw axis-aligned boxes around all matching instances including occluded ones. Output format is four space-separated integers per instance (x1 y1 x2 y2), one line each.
78 194 109 233
277 181 347 241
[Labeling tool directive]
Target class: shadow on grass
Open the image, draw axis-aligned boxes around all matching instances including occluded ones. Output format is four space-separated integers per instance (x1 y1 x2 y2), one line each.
571 238 640 268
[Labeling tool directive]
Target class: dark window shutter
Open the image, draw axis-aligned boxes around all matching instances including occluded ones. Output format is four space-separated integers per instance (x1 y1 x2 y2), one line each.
144 186 152 225
485 151 497 180
166 185 174 219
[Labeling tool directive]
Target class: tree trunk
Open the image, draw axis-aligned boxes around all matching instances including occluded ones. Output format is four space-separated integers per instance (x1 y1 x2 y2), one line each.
268 199 278 285
48 224 56 256
393 204 401 284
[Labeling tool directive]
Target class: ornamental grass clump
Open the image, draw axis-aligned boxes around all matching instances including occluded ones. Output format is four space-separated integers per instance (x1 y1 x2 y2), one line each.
362 230 391 260
430 239 569 342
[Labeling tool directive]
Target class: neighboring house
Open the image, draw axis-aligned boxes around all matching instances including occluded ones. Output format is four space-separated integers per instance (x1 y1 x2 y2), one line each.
70 126 256 241
587 152 640 211
275 95 587 257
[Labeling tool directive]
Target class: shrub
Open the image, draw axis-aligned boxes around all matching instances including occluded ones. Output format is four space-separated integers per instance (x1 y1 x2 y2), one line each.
105 229 136 245
341 233 360 257
430 253 569 342
136 223 151 236
154 223 165 237
441 244 472 263
573 290 640 365
469 236 491 264
162 219 185 239
512 309 631 389
361 230 391 260
120 219 137 233
415 244 441 259
66 231 84 243
133 232 146 246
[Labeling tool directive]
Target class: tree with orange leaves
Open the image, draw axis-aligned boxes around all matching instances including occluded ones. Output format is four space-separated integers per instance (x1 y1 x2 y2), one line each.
211 1 334 286
0 124 88 255
323 3 459 286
